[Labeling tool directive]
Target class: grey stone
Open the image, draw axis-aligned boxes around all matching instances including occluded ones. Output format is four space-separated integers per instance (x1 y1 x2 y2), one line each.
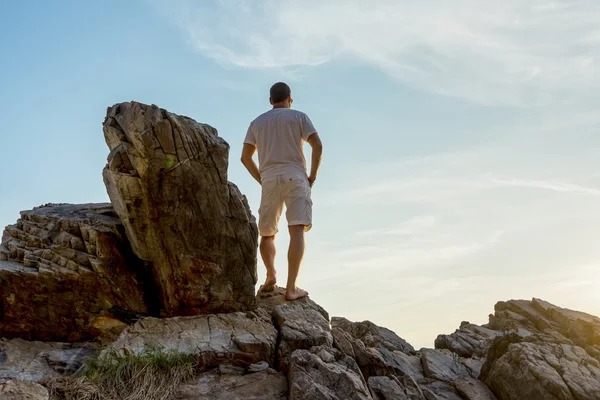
435 323 502 358
289 346 373 400
0 380 49 400
273 303 333 373
332 317 415 355
177 368 287 400
0 338 95 382
454 376 496 400
482 337 600 400
421 349 474 383
369 375 427 400
104 309 277 369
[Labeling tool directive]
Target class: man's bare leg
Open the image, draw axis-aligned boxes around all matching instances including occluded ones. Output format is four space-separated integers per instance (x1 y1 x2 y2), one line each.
259 235 277 292
285 225 309 300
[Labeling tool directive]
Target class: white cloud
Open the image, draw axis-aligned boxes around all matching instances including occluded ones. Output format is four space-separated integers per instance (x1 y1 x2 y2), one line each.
165 0 600 106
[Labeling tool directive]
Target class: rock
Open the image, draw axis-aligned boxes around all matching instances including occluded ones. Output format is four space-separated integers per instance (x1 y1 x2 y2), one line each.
289 346 373 400
454 376 496 400
247 361 269 373
0 380 49 400
332 317 422 381
481 334 600 400
421 381 465 400
368 375 427 400
104 310 277 369
273 302 333 372
421 349 474 383
0 203 149 341
177 368 287 400
435 323 502 359
102 101 258 316
257 286 329 321
333 317 415 355
0 338 95 382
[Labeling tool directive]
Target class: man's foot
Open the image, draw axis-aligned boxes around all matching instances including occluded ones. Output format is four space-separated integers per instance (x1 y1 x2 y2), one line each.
285 287 309 301
258 278 277 293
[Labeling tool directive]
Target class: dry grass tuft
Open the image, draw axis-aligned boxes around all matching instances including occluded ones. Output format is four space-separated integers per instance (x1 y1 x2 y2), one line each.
45 347 196 400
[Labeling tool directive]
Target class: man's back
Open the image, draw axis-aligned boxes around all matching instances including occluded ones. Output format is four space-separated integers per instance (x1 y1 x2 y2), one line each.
241 81 322 302
245 108 316 180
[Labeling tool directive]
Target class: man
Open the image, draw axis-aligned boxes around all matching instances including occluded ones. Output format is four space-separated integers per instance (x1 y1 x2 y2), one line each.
241 82 323 301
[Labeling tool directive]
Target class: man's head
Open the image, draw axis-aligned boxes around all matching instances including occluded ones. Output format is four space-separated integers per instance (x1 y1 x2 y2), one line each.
269 82 292 108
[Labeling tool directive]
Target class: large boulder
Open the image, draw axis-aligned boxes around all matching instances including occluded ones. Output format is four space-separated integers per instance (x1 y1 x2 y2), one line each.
102 101 258 316
0 203 149 341
481 334 600 400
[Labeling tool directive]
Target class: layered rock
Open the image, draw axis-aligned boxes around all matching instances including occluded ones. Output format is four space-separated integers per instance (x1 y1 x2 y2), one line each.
0 203 149 341
102 101 258 316
104 309 277 369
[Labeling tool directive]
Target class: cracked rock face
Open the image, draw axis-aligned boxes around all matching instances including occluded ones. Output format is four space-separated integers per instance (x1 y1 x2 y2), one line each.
0 203 148 341
104 309 277 369
289 346 373 400
102 101 258 316
0 338 95 383
482 335 600 400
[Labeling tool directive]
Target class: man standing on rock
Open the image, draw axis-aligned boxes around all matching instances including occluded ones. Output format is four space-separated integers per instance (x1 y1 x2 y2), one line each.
241 82 323 301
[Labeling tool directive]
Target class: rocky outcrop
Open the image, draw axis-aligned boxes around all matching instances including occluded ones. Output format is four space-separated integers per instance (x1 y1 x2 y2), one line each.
438 298 600 400
0 203 149 341
481 334 600 400
102 101 258 316
288 346 373 400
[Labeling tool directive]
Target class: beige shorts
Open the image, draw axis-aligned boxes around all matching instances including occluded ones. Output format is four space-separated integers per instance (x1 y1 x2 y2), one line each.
258 174 313 237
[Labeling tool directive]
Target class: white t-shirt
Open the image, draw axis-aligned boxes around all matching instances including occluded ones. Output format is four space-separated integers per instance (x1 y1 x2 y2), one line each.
244 108 317 180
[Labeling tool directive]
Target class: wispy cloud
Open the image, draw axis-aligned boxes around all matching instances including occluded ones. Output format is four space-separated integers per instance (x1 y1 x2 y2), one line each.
491 178 600 196
164 0 600 106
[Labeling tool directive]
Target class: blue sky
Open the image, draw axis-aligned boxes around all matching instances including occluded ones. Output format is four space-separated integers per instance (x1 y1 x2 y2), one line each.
1 1 599 348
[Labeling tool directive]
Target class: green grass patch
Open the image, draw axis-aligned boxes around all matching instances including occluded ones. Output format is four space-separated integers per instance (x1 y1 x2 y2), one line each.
46 347 197 400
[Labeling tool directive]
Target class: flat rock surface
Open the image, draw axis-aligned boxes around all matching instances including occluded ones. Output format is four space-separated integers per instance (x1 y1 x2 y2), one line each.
104 310 277 369
102 101 258 316
177 368 287 400
0 338 95 382
0 203 148 341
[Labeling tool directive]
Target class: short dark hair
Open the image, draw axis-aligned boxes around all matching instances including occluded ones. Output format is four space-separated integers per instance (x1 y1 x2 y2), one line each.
270 82 291 103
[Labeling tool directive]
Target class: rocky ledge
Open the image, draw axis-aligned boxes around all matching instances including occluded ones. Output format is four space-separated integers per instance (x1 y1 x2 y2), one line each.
1 290 599 400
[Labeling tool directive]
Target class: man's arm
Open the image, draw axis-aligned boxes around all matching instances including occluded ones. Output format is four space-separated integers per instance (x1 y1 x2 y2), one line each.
307 133 323 187
241 143 262 185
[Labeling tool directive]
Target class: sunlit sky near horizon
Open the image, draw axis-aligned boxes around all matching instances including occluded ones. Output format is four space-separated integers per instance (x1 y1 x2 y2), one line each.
1 1 599 349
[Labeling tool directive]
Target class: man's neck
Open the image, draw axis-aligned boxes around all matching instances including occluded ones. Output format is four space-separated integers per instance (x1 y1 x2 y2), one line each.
272 102 290 109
